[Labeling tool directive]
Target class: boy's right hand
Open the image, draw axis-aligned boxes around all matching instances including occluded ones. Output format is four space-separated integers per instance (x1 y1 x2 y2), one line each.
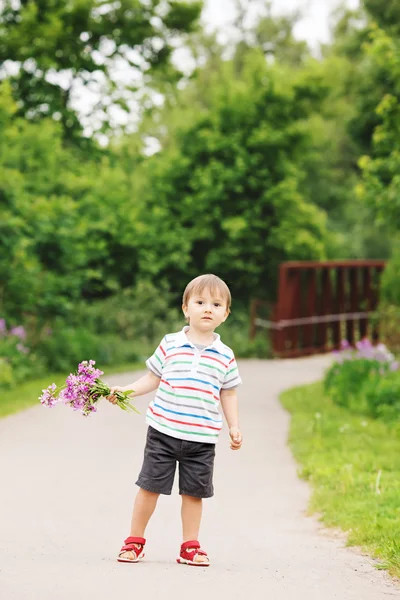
229 427 243 450
107 386 126 404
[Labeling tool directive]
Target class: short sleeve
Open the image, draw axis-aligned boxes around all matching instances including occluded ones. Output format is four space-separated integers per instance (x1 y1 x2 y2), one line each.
145 337 167 377
222 355 242 390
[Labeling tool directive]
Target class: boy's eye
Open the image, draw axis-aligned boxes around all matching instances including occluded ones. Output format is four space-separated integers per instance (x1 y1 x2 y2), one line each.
214 303 221 307
197 301 204 305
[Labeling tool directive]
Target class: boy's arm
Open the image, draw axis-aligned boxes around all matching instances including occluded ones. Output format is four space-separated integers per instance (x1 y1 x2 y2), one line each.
108 371 160 401
220 387 242 450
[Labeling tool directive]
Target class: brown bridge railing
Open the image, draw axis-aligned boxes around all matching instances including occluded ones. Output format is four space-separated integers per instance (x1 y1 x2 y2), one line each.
250 260 387 358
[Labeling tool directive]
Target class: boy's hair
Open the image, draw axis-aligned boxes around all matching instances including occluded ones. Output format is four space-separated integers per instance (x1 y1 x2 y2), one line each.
182 274 231 311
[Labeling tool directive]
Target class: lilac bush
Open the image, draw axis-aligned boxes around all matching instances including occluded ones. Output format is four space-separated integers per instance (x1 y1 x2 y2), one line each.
0 318 42 389
0 319 6 336
39 360 138 417
325 338 400 419
0 319 30 354
333 337 399 371
10 326 27 340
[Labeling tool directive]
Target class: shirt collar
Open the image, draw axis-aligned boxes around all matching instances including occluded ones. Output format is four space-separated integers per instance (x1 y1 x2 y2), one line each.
175 326 225 352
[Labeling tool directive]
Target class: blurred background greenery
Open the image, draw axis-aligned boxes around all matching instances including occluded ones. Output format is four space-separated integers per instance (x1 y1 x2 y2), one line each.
1 0 400 389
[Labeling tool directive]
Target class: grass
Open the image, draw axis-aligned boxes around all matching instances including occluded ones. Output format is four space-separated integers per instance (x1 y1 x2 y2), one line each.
0 362 143 419
281 381 400 579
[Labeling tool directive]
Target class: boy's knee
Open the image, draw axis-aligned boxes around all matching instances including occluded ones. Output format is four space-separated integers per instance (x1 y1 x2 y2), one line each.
138 488 160 500
181 494 202 502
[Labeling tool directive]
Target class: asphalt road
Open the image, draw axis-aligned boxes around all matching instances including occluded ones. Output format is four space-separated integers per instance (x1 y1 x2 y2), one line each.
1 357 399 600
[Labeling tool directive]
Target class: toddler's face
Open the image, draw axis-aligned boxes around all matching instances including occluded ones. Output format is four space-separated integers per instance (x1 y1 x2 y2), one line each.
182 288 229 331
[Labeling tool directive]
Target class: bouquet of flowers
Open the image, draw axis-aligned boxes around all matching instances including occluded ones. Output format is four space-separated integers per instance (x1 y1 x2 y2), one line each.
39 360 138 417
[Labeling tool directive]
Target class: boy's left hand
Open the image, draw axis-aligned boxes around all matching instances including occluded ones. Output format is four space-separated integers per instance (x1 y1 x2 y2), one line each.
229 427 243 450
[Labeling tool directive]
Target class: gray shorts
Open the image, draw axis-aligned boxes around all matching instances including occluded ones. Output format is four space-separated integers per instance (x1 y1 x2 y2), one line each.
136 426 216 498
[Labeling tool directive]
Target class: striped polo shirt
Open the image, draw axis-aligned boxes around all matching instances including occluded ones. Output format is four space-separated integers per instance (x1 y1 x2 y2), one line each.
145 326 242 444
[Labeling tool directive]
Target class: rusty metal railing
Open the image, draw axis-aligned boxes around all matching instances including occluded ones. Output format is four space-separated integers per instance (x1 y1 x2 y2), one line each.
250 260 387 358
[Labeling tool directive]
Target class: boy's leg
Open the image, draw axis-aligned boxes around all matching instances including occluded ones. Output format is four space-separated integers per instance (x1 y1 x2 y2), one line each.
119 488 159 560
130 488 160 537
120 427 178 560
180 495 209 564
178 440 215 564
181 494 203 542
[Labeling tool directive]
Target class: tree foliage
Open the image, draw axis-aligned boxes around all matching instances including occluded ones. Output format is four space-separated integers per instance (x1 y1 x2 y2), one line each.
231 1 310 70
0 0 202 141
0 81 141 322
133 55 329 302
363 0 400 34
356 27 400 228
2 0 400 347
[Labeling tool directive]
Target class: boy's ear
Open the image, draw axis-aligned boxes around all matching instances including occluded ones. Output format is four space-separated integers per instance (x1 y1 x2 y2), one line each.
182 304 188 318
222 308 230 322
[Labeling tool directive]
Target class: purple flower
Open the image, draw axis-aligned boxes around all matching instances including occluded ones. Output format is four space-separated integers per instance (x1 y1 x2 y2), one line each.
61 362 103 413
0 318 6 336
39 383 59 407
357 338 373 349
10 326 26 340
16 343 29 354
82 404 98 417
77 360 103 383
63 374 88 408
356 341 375 359
333 336 398 374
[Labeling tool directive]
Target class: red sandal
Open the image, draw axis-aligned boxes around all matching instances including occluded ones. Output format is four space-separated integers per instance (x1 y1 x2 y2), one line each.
176 540 210 567
117 536 146 563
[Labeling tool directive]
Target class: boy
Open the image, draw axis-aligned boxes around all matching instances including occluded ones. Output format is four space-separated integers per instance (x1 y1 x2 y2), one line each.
107 274 242 566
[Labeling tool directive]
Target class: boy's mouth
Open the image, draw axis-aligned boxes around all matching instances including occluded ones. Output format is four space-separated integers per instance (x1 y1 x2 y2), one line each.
201 316 213 321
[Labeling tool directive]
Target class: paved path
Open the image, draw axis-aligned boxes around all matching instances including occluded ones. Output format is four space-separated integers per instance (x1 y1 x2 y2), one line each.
1 357 399 600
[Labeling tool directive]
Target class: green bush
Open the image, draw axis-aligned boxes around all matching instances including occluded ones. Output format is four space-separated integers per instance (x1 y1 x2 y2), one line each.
68 281 269 359
36 326 141 373
0 328 47 387
219 310 271 358
376 304 400 355
0 280 269 389
363 372 400 420
324 358 382 413
380 240 400 306
26 280 181 374
36 326 102 372
0 358 14 390
70 280 183 343
377 243 400 353
324 342 400 421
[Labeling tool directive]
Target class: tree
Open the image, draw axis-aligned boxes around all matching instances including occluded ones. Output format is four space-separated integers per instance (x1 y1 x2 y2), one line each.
357 28 400 228
132 54 330 304
0 81 143 322
363 0 400 34
302 5 394 260
0 0 202 142
229 0 310 72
